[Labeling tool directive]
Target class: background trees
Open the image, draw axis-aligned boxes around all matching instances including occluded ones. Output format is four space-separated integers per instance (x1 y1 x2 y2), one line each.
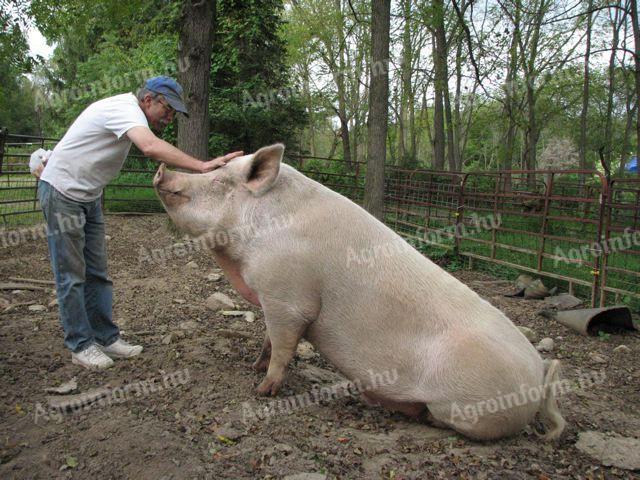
12 0 305 154
0 0 638 177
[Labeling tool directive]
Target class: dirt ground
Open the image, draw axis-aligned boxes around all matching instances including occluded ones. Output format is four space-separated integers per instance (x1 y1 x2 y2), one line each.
1 214 639 480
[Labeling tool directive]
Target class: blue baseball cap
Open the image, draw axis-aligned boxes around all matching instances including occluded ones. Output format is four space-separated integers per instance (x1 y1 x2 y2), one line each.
145 76 189 116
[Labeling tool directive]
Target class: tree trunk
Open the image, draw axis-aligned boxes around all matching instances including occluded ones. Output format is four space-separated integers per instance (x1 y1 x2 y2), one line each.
444 83 457 171
604 7 622 168
521 0 544 187
177 0 215 160
398 0 413 166
618 97 635 176
523 81 539 188
501 2 520 191
408 80 417 166
630 0 640 176
432 19 446 170
364 0 391 220
422 87 434 167
335 0 352 169
395 85 405 165
303 65 316 156
579 0 593 172
453 31 464 170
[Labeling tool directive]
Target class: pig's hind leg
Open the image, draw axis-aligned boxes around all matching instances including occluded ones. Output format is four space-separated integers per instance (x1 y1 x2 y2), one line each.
362 392 425 417
252 334 271 372
255 299 311 396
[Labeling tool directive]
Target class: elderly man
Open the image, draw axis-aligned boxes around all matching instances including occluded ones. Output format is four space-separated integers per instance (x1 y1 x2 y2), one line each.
38 76 242 370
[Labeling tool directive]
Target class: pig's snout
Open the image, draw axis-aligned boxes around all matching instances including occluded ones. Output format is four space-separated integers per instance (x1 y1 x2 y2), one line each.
153 163 166 188
154 165 190 207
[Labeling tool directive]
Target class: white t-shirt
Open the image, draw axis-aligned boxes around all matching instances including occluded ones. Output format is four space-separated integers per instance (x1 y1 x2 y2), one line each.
41 93 149 201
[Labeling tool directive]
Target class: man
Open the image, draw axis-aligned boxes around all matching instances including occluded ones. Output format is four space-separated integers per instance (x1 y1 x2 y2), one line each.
38 76 242 370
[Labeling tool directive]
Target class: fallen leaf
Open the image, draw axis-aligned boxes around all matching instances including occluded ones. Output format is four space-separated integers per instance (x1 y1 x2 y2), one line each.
216 435 235 446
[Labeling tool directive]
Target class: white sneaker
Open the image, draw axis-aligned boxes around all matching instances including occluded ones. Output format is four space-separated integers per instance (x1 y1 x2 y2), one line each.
99 339 143 359
71 344 114 370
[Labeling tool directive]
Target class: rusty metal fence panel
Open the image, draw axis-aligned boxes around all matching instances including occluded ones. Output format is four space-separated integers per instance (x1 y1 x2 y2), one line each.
0 131 58 226
0 131 163 225
103 154 163 214
601 178 640 306
384 168 464 249
456 171 609 307
289 155 365 203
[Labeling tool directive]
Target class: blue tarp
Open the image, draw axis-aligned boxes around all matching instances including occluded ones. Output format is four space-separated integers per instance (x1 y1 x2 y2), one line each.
625 156 637 172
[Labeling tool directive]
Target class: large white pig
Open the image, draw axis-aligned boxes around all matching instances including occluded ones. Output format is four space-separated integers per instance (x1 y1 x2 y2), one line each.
153 144 565 441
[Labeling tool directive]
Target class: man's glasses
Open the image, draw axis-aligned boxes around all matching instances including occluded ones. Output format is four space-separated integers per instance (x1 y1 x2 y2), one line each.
155 96 176 120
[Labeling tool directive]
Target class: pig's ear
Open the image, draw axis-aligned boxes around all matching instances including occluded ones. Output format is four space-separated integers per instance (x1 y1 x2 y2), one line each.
244 143 284 196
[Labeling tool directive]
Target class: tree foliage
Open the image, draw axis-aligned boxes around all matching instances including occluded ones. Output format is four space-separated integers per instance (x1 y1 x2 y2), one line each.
208 0 307 153
10 0 305 153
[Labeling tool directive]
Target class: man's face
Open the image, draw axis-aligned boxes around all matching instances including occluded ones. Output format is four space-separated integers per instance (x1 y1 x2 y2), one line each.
141 94 176 132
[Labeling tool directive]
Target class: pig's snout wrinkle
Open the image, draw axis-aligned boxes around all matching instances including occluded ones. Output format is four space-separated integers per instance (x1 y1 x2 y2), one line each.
153 163 166 188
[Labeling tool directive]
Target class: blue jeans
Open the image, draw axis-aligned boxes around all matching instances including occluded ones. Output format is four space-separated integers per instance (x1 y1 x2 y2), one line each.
38 180 119 353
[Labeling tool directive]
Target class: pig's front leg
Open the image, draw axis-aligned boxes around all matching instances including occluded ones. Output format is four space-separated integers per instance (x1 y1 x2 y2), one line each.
252 334 271 372
255 300 308 396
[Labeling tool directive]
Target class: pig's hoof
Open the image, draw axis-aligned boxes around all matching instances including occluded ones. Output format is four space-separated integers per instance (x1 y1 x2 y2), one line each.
252 357 270 372
256 376 282 396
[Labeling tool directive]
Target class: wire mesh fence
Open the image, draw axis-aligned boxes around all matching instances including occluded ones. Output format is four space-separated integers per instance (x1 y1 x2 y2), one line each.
1 132 639 309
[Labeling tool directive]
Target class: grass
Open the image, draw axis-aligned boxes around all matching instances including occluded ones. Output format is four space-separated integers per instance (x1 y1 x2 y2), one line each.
386 203 640 309
103 172 163 213
0 174 42 226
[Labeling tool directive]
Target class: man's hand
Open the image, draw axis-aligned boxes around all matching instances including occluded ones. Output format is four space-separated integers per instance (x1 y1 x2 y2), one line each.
199 151 244 173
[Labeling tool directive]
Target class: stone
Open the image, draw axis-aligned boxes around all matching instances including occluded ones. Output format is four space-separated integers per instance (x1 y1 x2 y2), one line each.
214 425 244 442
207 273 222 282
28 304 47 312
205 292 235 311
162 334 173 345
185 261 199 269
178 321 198 331
536 337 554 352
543 294 583 310
228 320 246 330
588 352 609 364
613 345 631 354
283 474 327 480
576 431 640 470
296 341 317 360
517 326 538 343
48 298 58 308
45 377 78 395
173 298 186 304
244 311 255 323
220 310 246 317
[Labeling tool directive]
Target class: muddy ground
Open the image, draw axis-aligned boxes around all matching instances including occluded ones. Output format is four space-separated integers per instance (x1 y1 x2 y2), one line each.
0 214 638 479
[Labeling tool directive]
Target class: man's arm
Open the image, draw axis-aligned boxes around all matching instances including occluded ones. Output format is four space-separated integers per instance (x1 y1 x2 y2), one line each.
126 126 243 173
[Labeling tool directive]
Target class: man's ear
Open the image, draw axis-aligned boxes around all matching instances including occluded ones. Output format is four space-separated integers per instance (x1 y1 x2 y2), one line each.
244 143 284 196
